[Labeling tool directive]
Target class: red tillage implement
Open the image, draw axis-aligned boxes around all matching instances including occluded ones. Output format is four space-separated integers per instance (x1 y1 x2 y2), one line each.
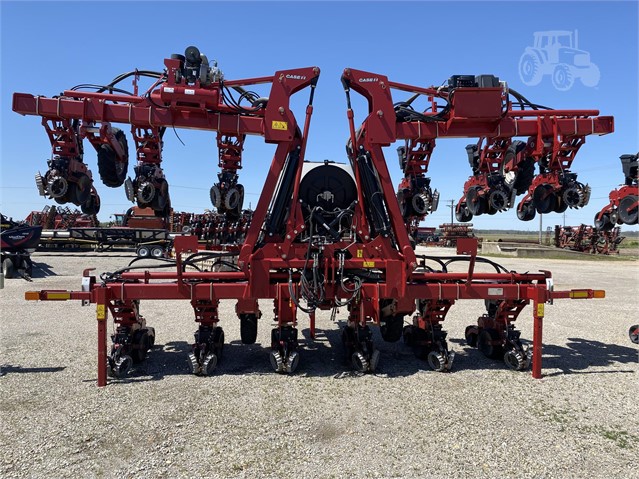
16 47 608 386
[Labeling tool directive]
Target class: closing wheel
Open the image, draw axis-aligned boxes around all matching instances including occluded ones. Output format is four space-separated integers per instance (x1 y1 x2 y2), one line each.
213 327 225 360
210 185 222 209
112 354 132 378
188 352 200 375
504 349 528 371
131 330 150 363
224 187 241 210
137 182 156 205
562 186 584 208
411 193 430 215
351 352 369 373
201 353 218 376
152 179 169 211
240 314 258 344
466 187 487 216
369 350 380 373
618 195 638 225
71 174 92 206
2 258 15 279
81 194 100 215
285 351 300 373
47 176 69 199
517 201 536 221
464 325 478 347
478 329 503 359
553 197 568 213
594 212 614 231
427 351 447 372
488 189 509 212
533 184 557 214
455 202 473 223
269 350 285 373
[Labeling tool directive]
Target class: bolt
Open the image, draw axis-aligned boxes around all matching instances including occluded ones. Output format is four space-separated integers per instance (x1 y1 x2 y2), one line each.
279 107 285 114
377 110 384 117
286 234 291 239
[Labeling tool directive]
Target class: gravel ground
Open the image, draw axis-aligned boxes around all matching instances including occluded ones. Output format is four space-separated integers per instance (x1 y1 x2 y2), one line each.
1 248 637 478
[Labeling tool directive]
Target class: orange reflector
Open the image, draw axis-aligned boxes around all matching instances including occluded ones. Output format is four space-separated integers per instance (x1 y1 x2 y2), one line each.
46 292 71 300
25 291 40 301
594 290 605 298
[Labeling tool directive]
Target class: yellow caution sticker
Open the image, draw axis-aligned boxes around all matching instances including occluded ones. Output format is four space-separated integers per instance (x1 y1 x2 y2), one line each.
363 261 375 268
536 303 544 317
96 304 106 321
272 121 288 131
356 250 363 258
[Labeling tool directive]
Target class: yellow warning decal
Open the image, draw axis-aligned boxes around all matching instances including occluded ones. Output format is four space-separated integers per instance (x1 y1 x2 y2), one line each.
272 121 288 131
356 250 363 258
363 261 375 268
97 304 106 321
536 304 544 317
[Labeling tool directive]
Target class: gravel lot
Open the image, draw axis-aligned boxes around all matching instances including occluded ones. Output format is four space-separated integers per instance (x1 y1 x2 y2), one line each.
1 248 637 478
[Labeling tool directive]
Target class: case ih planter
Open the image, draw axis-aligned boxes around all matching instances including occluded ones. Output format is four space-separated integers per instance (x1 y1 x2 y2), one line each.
14 47 609 385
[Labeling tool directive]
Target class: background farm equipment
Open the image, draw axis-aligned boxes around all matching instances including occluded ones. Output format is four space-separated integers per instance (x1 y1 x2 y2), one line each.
15 48 608 385
1 214 42 280
594 153 638 231
554 224 624 255
518 30 600 90
438 223 477 247
24 205 98 229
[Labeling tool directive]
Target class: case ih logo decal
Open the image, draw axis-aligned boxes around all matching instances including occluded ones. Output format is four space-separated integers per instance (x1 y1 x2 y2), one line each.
359 77 379 83
285 74 306 80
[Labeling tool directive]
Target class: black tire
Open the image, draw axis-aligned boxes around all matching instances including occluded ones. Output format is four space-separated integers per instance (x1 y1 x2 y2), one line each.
553 196 568 213
512 158 535 195
2 258 15 279
150 246 164 258
594 212 614 231
533 184 557 214
97 128 128 187
618 195 638 225
240 314 258 345
137 245 151 258
455 202 473 222
131 330 149 363
380 315 404 343
151 179 170 212
210 185 222 209
465 325 478 347
478 329 503 359
629 325 639 344
517 201 536 221
81 194 100 215
71 174 92 206
466 187 487 216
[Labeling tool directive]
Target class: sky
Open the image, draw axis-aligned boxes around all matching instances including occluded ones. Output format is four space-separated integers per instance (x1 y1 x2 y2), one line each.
1 0 637 232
